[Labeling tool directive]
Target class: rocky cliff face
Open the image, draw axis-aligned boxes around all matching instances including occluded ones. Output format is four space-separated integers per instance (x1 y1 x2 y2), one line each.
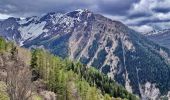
1 9 170 99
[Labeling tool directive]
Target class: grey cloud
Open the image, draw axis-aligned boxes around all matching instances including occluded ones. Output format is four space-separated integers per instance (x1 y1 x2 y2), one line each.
124 0 170 29
128 12 152 19
152 7 170 13
128 17 170 26
1 0 170 32
0 0 138 17
0 0 94 17
96 0 138 15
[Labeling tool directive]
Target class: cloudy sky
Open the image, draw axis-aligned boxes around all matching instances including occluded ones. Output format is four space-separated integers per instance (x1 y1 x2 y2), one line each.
0 0 170 33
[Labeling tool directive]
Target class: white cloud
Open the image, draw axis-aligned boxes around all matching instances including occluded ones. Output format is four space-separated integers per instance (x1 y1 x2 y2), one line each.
154 0 170 8
0 13 12 20
123 0 170 32
129 0 170 14
129 0 170 18
129 0 154 15
103 14 126 22
130 25 153 33
154 12 170 20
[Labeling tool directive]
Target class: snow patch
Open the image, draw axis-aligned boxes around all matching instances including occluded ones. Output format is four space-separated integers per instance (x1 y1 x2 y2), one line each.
18 21 46 42
18 16 39 25
75 9 84 15
51 13 63 24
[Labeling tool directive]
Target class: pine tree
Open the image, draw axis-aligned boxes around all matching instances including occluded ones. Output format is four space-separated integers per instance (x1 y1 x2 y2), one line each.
0 37 6 51
30 50 39 81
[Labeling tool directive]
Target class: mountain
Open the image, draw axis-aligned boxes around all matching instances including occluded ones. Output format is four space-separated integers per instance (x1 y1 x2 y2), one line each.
0 37 138 100
146 29 170 49
145 29 170 36
1 9 170 99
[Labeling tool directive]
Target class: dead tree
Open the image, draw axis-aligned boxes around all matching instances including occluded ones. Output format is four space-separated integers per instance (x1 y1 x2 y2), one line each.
4 47 33 100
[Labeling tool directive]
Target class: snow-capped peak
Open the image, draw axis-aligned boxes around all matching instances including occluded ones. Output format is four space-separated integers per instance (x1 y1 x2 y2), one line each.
75 9 84 14
74 9 89 14
0 9 94 46
145 29 170 36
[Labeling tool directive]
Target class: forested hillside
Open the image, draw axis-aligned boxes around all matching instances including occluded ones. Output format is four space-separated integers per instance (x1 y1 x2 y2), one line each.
0 37 138 100
30 49 138 100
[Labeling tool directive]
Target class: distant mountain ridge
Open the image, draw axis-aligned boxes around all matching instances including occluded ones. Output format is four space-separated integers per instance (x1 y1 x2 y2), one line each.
145 29 170 49
145 29 170 36
1 9 170 99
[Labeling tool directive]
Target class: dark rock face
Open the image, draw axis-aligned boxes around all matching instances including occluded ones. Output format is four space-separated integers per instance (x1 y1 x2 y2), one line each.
1 9 170 99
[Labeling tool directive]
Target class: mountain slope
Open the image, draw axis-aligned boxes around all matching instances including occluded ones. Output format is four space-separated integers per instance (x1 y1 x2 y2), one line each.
0 37 138 100
146 29 170 49
1 9 170 99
